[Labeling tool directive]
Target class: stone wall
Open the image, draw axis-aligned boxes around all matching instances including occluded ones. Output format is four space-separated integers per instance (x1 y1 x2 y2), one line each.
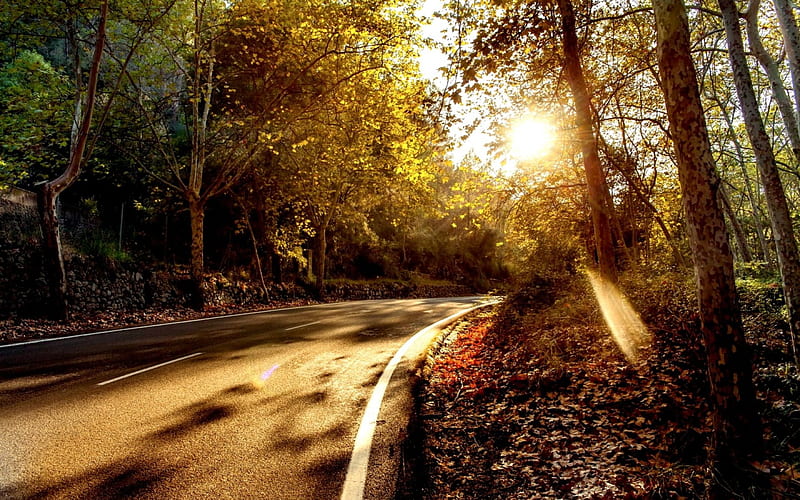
0 246 475 319
0 190 477 319
0 241 48 317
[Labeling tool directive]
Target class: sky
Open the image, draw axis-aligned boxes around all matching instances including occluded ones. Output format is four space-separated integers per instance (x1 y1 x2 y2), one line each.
416 0 522 174
417 0 451 88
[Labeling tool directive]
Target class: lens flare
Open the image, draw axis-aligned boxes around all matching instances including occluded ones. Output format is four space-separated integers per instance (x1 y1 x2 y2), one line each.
261 364 279 380
586 270 650 362
252 364 280 389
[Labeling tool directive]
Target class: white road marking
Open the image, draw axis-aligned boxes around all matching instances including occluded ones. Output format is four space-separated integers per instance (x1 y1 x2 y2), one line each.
284 321 321 331
97 352 203 386
340 302 495 500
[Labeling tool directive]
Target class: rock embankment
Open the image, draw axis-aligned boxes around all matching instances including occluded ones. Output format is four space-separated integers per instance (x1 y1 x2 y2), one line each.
0 243 473 321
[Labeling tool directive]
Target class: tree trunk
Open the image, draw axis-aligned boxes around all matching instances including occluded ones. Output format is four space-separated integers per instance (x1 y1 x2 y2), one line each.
314 225 327 297
37 186 68 320
745 0 800 161
271 251 283 284
719 0 800 362
184 0 214 311
188 192 206 310
719 184 754 262
710 92 774 264
653 0 762 494
557 0 617 282
772 0 800 130
37 0 108 320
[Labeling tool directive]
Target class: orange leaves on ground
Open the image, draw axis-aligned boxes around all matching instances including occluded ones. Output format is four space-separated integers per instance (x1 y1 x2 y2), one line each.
428 314 495 398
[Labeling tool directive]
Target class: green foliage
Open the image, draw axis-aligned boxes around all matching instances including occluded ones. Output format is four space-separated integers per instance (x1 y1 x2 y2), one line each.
734 261 780 282
0 0 511 293
732 263 786 332
736 276 784 315
0 50 71 187
75 231 132 263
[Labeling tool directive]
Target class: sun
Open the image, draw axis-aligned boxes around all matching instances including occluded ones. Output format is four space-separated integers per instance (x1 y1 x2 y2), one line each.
508 116 557 161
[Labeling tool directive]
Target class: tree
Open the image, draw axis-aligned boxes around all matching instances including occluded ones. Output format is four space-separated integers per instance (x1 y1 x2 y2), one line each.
0 0 179 318
718 0 800 364
0 51 72 188
118 0 253 309
772 0 800 129
37 0 108 320
557 0 618 281
744 0 800 162
653 0 762 494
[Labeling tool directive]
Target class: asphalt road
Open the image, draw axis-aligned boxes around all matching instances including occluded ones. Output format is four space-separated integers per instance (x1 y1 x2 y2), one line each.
0 296 491 499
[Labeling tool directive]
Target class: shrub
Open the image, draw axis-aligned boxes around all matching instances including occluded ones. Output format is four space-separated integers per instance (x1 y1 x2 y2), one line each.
75 232 132 263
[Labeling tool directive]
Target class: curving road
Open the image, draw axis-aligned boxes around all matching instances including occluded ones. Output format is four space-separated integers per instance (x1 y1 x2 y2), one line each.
0 297 490 499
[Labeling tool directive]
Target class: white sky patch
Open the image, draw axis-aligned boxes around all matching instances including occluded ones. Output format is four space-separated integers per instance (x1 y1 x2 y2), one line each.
416 0 499 170
417 0 450 88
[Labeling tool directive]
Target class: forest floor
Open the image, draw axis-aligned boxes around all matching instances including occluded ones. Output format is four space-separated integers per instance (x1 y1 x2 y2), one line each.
410 274 800 499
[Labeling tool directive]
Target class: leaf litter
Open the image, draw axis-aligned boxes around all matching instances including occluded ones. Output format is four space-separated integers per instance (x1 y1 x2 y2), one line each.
415 276 800 499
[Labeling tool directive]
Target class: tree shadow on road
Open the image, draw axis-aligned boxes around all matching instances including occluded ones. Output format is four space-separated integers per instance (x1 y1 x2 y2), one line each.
2 456 182 500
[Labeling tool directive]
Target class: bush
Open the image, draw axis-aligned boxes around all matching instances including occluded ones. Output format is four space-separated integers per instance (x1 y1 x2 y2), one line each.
736 276 784 315
618 270 698 332
734 261 779 281
75 232 132 263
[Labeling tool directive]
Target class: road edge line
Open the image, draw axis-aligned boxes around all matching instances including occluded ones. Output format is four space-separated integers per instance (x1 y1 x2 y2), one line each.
0 304 327 349
339 300 499 500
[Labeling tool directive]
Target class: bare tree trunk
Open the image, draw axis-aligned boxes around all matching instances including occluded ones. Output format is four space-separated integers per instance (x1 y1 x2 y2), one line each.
772 0 800 130
557 0 617 282
719 184 754 262
186 0 214 310
745 0 800 160
314 224 327 298
710 92 774 263
719 0 800 363
37 0 108 320
37 186 68 319
187 193 206 309
654 0 762 495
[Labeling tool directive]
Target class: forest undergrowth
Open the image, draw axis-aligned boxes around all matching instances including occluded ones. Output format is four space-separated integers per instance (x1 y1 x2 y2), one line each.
415 271 800 499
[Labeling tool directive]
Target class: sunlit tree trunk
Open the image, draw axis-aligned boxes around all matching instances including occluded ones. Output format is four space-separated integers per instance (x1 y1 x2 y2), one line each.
557 0 617 282
653 0 762 494
37 0 108 320
719 0 800 362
